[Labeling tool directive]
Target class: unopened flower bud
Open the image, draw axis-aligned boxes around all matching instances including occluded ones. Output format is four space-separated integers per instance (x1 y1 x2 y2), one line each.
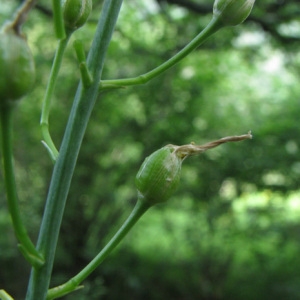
62 0 92 31
136 132 252 206
213 0 255 26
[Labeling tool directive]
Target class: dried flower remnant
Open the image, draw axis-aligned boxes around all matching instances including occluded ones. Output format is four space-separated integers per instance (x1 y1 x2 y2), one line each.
173 131 252 159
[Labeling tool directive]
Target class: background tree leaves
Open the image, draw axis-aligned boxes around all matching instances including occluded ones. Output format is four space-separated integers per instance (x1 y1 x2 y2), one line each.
1 1 300 298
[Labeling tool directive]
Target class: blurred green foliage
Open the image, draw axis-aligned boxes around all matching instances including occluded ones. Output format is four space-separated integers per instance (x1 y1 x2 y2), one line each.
1 0 300 299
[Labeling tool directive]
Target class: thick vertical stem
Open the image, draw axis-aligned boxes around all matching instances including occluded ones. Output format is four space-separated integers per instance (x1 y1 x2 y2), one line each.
26 1 124 299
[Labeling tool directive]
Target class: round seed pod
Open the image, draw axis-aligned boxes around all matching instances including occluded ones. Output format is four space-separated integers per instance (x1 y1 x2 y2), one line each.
0 30 35 105
135 145 182 206
62 0 92 31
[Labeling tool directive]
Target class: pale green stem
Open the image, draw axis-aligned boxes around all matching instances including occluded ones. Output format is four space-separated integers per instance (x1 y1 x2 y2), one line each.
100 16 223 89
40 35 71 162
47 199 150 299
0 105 44 268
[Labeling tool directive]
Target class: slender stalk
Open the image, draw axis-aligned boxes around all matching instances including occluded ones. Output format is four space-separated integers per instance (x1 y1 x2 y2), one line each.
0 105 44 268
40 35 71 162
26 1 124 299
100 16 223 89
52 0 66 40
47 199 150 299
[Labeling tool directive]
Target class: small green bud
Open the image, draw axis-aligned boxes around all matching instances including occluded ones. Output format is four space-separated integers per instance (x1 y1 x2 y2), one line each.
62 0 92 31
136 132 252 206
0 29 35 105
213 0 255 26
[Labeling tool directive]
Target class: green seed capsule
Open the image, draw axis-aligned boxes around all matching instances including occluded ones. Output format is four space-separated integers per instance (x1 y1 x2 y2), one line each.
0 30 35 105
135 145 182 206
62 0 92 31
213 0 255 26
135 133 252 206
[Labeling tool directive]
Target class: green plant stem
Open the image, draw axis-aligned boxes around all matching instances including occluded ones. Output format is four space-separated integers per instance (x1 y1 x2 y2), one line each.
73 40 93 88
40 35 71 162
0 105 44 268
52 0 66 40
0 289 14 300
100 16 222 89
47 199 150 299
26 1 123 299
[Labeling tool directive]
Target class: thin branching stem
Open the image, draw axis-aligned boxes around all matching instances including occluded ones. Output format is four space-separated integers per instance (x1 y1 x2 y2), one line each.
100 16 222 89
47 200 150 299
40 35 71 162
0 105 44 268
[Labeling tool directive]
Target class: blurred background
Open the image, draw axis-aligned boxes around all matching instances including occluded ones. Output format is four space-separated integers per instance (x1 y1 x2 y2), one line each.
1 0 300 299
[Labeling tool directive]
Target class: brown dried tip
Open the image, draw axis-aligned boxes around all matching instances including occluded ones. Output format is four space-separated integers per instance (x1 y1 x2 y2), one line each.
3 0 37 35
172 131 252 159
